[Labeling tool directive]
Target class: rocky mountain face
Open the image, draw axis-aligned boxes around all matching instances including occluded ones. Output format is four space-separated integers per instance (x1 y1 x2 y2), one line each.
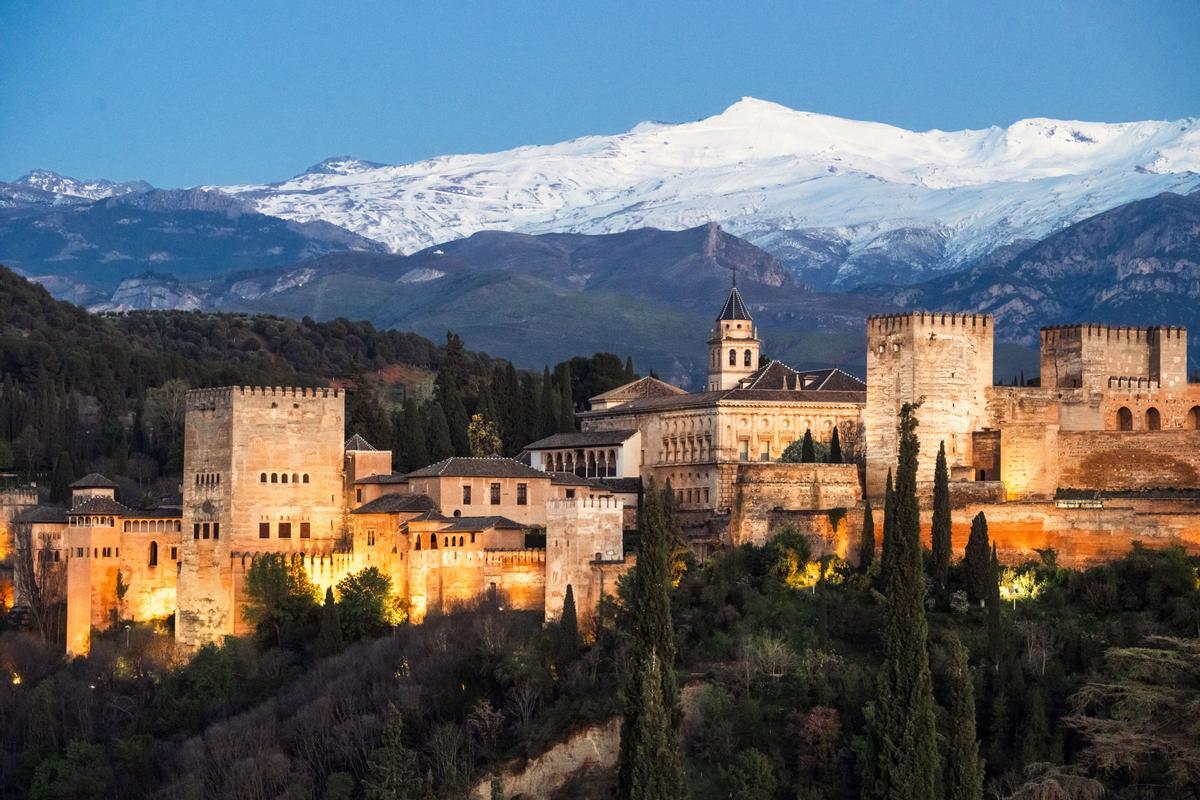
15 168 153 200
214 98 1200 289
888 191 1200 344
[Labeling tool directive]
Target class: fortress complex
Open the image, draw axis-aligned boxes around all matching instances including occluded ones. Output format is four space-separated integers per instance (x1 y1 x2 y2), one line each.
6 285 1200 655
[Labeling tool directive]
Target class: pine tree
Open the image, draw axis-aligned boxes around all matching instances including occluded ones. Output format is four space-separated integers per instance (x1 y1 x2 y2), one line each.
866 403 937 800
49 451 74 504
616 483 684 800
425 402 454 462
829 426 842 463
946 635 984 800
931 441 952 592
436 371 470 456
396 397 429 472
857 500 875 569
801 428 816 463
1020 683 1050 766
540 367 558 438
557 583 581 668
364 706 428 800
317 586 344 657
963 512 991 603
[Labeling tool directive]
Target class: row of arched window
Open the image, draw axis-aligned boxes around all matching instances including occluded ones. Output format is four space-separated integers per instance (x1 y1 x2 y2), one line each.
260 472 310 484
1115 405 1200 431
727 348 753 367
147 541 179 567
412 532 476 550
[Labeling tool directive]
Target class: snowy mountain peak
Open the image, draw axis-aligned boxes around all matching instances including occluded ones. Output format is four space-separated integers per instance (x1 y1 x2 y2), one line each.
302 156 386 176
16 168 152 200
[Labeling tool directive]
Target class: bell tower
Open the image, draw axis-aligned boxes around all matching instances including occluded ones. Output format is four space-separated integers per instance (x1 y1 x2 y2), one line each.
707 274 760 391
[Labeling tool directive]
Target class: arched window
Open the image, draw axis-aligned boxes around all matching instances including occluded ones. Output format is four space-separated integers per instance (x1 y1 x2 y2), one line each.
149 541 158 567
1188 406 1200 430
728 348 736 366
271 473 278 483
744 349 752 367
302 473 309 483
430 533 438 549
1146 407 1161 431
281 473 289 484
292 473 299 484
260 472 267 483
414 536 421 551
1117 407 1133 431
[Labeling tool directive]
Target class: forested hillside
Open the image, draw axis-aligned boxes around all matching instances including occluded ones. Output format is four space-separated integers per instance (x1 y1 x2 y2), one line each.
0 265 633 506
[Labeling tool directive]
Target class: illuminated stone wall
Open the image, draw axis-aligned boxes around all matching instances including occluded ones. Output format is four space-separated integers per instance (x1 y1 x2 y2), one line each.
728 462 861 546
1057 431 1200 491
545 497 626 627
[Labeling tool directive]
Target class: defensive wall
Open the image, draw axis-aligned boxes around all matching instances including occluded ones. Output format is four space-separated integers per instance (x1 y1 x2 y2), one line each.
728 462 861 546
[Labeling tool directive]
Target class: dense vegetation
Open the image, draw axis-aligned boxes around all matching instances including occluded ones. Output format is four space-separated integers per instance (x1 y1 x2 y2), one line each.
0 265 636 506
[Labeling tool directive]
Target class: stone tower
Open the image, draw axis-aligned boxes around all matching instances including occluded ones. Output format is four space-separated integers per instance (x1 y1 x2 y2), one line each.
864 312 994 498
176 386 346 650
707 278 760 391
544 497 624 628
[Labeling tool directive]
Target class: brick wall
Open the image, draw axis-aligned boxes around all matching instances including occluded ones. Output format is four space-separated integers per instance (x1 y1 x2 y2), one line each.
1056 430 1200 491
729 462 861 546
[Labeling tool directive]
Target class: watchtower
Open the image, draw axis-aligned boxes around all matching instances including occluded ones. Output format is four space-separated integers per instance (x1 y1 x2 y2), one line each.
707 278 760 392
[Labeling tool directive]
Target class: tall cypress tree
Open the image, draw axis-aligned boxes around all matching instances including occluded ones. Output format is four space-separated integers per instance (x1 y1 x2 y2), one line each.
867 403 937 800
424 402 454 462
617 483 684 800
557 363 575 433
317 586 344 657
879 469 895 589
540 366 558 438
986 544 1004 661
801 428 816 462
858 500 875 570
396 397 429 472
963 512 991 603
829 426 842 463
946 635 984 800
931 441 952 591
557 583 581 668
624 356 636 382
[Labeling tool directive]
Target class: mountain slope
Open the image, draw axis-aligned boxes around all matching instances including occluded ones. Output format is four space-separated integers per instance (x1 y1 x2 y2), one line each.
889 191 1200 345
215 98 1200 287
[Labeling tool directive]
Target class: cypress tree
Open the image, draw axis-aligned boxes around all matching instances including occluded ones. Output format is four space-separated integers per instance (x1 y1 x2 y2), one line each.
396 397 429 472
867 403 937 800
931 441 952 591
624 356 636 382
316 586 344 657
986 544 1003 661
557 583 581 668
557 364 575 433
1019 683 1050 766
829 426 842 463
437 374 470 456
617 483 684 800
801 428 816 463
963 512 991 603
49 451 74 504
946 635 984 800
857 500 875 569
879 469 895 589
540 367 558 438
425 402 454 462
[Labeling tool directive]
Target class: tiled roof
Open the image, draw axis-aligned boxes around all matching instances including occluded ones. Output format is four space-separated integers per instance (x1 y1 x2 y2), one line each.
440 515 527 532
67 496 129 516
15 505 67 524
580 384 865 416
404 509 452 524
344 434 377 451
352 493 437 515
717 285 752 321
524 429 638 449
740 363 867 392
69 473 117 489
594 477 642 494
405 457 548 480
548 472 606 487
354 472 409 485
589 376 687 404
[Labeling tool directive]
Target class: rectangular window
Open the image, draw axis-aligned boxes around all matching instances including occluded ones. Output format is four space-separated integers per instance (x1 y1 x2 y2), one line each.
76 547 84 558
566 488 576 499
470 532 476 544
278 522 292 539
102 547 111 558
356 488 363 503
300 522 311 539
704 488 710 504
517 483 528 505
259 522 270 539
193 523 200 540
212 522 220 540
738 440 749 461
462 485 472 504
490 483 501 505
202 522 210 539
759 442 770 462
171 546 178 561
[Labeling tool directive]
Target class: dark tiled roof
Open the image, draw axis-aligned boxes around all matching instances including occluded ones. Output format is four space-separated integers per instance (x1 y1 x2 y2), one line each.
344 434 377 451
405 457 548 480
15 505 67 524
67 496 129 516
440 515 527 532
525 429 638 449
124 508 183 519
717 285 752 321
740 363 867 392
580 385 864 416
405 509 452 524
548 472 606 487
355 472 409 485
589 376 687 404
352 493 437 515
594 477 642 494
69 473 117 489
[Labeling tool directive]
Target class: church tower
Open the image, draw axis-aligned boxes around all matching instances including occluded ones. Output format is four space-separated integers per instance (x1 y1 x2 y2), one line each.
707 277 760 391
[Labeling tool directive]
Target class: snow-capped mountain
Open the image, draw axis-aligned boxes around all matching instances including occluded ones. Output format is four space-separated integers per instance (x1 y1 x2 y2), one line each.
15 168 152 200
214 98 1200 287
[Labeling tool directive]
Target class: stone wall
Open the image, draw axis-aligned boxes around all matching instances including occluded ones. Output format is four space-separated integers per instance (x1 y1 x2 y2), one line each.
1056 430 1200 491
728 462 861 546
545 497 626 628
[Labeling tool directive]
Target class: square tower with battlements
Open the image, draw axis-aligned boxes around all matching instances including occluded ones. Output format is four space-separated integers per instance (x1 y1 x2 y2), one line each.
865 312 994 498
1040 324 1188 391
176 386 346 649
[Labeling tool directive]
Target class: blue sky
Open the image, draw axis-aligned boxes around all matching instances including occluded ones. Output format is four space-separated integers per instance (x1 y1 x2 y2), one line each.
1 0 1196 187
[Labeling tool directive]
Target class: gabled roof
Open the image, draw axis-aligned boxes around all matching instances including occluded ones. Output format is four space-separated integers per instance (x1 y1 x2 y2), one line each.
405 509 452 524
405 457 548 480
717 285 752 321
354 472 409 485
548 472 607 488
739 362 867 392
67 496 129 516
524 429 638 450
352 492 437 515
69 473 117 489
440 515 527 533
589 376 687 404
15 505 67 524
593 477 642 494
344 434 377 452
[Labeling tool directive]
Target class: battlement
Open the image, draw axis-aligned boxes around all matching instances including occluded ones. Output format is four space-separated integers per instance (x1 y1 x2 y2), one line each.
545 497 624 513
867 311 992 331
1041 324 1187 343
186 385 343 409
